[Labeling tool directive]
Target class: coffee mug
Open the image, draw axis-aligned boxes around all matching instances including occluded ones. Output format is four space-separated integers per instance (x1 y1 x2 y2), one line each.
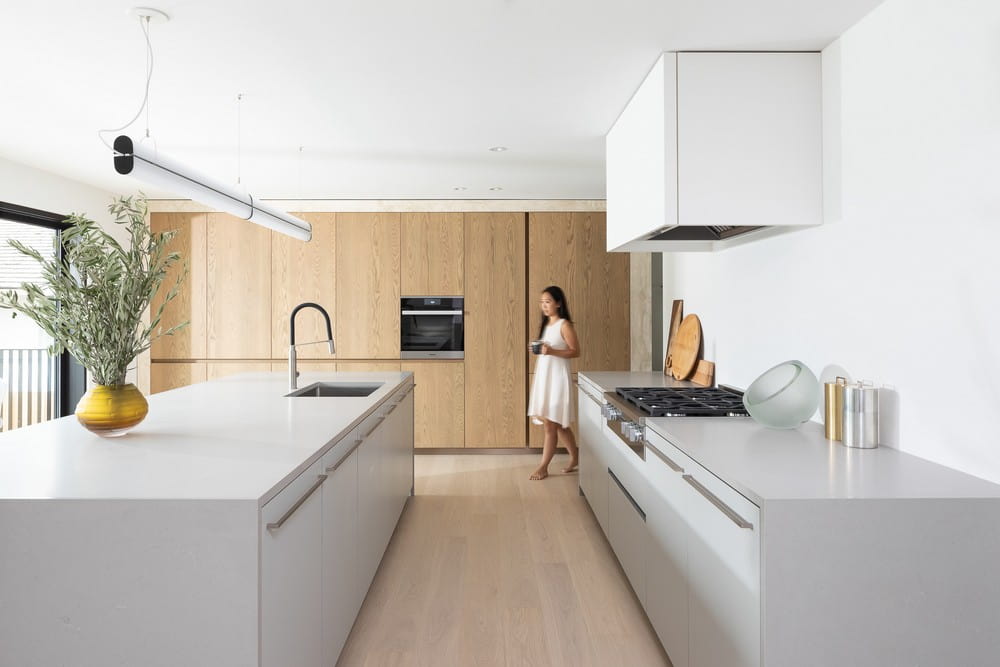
530 340 543 355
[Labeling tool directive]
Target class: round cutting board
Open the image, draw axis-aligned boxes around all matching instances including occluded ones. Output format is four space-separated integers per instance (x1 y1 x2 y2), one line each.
670 314 702 380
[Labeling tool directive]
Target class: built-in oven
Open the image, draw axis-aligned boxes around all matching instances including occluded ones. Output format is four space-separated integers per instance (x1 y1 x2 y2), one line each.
400 297 464 359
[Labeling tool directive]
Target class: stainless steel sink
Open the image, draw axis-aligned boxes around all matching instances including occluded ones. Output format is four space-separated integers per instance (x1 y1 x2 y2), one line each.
285 382 383 398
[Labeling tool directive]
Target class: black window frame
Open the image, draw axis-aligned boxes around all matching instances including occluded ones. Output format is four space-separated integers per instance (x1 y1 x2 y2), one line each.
0 200 86 417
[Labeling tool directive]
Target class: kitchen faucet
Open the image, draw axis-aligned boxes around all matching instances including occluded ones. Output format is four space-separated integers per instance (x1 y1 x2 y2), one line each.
289 302 335 391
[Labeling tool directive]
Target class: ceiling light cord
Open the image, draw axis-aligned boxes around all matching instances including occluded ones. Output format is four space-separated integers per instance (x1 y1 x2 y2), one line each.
99 15 155 150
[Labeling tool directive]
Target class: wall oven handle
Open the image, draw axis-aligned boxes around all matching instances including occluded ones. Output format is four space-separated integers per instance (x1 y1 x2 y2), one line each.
682 474 753 530
401 310 463 315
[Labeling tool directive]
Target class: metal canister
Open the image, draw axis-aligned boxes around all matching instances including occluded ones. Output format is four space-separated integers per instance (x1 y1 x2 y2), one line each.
823 377 847 441
842 382 879 449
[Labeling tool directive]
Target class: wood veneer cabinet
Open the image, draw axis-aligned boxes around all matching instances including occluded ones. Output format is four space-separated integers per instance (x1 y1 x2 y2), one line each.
206 362 273 380
401 361 464 448
271 212 337 359
335 213 400 359
464 213 526 447
150 213 207 360
401 212 463 295
528 212 630 375
150 362 207 394
206 213 272 359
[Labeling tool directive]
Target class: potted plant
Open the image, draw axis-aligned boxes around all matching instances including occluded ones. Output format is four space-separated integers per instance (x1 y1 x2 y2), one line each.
0 195 188 436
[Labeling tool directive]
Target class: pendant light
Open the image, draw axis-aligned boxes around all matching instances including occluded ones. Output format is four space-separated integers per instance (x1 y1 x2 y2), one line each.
103 7 312 242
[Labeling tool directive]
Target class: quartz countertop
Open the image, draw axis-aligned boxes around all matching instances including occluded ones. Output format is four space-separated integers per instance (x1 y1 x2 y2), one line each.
578 371 1000 504
0 372 411 504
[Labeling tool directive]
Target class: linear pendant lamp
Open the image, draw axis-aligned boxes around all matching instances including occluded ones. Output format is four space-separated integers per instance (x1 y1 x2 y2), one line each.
113 135 312 241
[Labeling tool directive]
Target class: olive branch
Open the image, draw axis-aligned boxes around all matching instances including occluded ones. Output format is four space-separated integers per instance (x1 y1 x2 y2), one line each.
0 195 188 386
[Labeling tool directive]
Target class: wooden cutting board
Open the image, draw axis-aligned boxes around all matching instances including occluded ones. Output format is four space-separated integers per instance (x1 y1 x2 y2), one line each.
664 299 684 374
670 314 702 380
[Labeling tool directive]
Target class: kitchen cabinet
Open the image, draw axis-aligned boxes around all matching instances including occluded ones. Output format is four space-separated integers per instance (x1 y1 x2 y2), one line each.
260 460 326 667
464 212 526 447
338 362 402 373
401 212 464 296
401 361 464 448
335 212 401 359
607 467 646 606
606 52 821 251
270 212 337 359
645 441 691 667
150 361 206 394
207 212 272 358
150 212 207 360
321 435 361 665
527 212 630 374
206 362 273 380
577 383 609 535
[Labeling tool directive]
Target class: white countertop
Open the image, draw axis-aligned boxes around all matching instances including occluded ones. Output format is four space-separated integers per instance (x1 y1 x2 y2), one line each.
579 371 1000 504
0 372 411 504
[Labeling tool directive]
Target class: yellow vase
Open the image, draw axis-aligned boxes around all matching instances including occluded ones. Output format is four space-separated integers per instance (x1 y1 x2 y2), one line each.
75 384 149 437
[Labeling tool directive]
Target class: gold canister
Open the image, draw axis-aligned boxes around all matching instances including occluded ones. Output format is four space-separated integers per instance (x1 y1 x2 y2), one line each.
823 377 847 441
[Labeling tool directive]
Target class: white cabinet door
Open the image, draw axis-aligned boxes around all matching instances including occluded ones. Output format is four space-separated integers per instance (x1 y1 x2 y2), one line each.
578 387 609 534
608 467 646 606
357 410 387 595
321 439 361 666
644 437 691 667
683 465 761 667
261 460 326 667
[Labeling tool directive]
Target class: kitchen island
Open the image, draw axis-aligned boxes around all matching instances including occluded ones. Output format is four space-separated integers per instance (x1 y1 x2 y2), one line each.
0 371 415 667
578 371 1000 667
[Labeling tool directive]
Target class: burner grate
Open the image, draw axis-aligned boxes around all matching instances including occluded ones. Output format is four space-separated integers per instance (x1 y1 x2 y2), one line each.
615 386 749 418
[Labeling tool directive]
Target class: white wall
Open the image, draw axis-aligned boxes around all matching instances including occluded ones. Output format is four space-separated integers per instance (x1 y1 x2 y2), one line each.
663 0 1000 482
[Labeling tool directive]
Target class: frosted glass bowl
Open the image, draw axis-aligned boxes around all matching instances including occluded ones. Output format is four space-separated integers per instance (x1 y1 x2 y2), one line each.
743 360 819 429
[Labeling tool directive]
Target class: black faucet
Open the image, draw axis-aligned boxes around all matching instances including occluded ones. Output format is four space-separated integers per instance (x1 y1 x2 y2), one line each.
289 302 335 391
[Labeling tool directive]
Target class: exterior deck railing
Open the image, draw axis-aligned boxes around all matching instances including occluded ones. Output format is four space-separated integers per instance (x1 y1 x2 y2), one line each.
0 348 57 431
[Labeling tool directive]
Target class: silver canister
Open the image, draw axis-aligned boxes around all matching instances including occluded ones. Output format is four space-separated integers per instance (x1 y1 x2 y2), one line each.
842 382 879 449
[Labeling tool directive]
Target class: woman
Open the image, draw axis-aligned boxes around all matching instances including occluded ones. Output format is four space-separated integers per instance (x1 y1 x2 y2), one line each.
527 285 580 480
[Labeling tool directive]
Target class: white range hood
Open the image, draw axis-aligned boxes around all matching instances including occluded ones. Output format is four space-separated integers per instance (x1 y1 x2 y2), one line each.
606 52 823 252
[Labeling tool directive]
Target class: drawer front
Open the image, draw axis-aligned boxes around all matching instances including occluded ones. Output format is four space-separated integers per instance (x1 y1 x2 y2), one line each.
608 467 646 606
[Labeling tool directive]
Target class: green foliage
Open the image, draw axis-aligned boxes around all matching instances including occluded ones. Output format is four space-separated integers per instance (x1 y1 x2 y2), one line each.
0 195 188 385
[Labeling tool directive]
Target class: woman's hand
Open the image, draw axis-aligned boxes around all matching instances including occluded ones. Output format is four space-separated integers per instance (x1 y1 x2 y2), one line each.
540 343 551 355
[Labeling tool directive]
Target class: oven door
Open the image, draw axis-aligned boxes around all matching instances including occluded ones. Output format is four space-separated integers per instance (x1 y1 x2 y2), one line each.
400 297 464 359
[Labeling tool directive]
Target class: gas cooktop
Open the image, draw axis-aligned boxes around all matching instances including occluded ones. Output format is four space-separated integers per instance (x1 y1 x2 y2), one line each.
614 386 749 418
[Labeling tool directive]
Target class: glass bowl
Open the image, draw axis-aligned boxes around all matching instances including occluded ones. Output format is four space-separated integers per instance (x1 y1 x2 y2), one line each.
743 360 819 429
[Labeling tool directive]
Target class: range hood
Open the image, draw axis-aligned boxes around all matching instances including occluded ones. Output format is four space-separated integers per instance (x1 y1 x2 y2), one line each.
605 52 823 253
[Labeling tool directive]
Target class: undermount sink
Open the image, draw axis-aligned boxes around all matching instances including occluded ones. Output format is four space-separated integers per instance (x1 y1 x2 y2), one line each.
285 382 383 398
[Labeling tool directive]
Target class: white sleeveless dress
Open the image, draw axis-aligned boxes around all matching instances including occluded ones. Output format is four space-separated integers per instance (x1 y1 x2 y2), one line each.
527 319 574 427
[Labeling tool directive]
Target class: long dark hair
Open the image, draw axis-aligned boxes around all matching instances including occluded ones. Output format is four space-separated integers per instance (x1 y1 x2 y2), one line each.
538 285 573 339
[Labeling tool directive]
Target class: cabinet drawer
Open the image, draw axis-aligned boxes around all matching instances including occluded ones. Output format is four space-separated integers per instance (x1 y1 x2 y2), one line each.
608 467 646 606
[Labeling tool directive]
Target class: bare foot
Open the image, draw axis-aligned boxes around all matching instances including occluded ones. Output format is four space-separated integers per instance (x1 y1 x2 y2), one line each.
562 458 579 474
529 467 549 481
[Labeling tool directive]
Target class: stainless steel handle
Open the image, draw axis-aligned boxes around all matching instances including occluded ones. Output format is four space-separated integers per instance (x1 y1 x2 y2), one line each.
683 474 753 530
401 310 463 315
266 474 327 531
384 402 398 417
362 417 386 440
326 440 363 473
608 468 646 522
647 443 684 473
581 389 602 406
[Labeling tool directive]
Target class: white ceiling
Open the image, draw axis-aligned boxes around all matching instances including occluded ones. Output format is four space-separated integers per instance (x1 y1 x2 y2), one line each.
0 0 882 201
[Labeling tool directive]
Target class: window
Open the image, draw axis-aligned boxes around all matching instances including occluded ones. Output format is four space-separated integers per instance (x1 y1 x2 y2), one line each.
0 202 83 431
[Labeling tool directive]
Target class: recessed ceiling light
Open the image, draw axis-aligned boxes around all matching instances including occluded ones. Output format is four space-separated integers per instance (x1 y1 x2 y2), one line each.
489 186 503 191
488 146 508 152
453 186 467 191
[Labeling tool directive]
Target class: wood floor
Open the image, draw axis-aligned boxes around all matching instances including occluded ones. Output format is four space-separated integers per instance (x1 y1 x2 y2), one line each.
337 454 671 667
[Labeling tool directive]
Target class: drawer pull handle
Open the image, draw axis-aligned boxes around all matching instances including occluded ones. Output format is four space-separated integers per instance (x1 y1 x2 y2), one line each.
647 443 684 472
581 389 602 407
362 417 386 440
326 440 364 473
683 474 753 530
608 468 646 522
267 474 327 532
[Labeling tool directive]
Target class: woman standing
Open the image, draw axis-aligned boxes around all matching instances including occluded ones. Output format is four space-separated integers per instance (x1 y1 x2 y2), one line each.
527 285 580 480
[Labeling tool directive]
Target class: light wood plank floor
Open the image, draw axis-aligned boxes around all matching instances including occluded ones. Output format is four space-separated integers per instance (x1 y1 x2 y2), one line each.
337 454 671 667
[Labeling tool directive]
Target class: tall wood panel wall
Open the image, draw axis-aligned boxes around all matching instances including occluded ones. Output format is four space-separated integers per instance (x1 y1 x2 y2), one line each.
149 211 628 448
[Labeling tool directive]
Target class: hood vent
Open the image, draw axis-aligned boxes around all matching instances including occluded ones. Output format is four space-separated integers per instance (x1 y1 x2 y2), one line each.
648 226 765 242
